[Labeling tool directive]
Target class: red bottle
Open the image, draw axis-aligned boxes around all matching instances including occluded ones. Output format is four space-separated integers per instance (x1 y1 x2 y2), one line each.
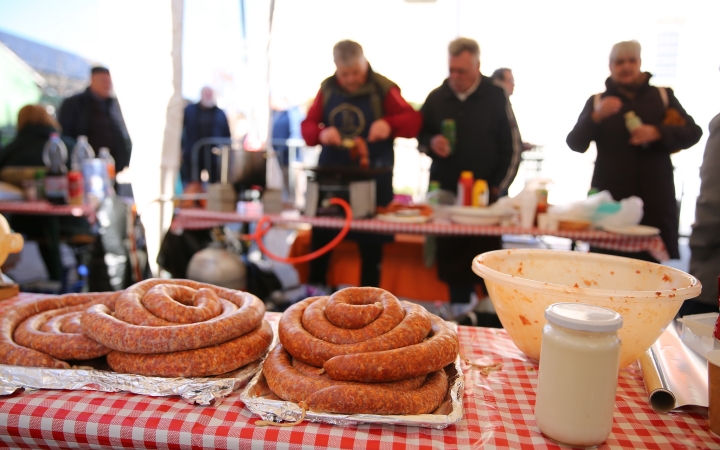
456 171 474 206
67 171 84 205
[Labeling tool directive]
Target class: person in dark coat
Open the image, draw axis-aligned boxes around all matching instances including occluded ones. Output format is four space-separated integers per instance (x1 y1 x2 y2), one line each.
0 104 74 169
58 66 132 172
0 105 86 282
180 86 232 185
418 37 518 315
686 111 720 315
567 40 702 262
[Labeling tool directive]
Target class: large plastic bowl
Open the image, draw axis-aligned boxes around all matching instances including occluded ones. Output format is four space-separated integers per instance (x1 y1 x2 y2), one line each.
472 249 701 367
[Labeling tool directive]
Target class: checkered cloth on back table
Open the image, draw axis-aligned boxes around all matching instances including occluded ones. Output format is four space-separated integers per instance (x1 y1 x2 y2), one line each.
169 209 670 262
0 313 716 449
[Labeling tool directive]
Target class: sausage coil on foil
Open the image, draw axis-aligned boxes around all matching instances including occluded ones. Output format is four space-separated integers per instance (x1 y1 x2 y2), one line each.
1 279 272 378
264 287 458 415
81 279 272 377
1 292 120 369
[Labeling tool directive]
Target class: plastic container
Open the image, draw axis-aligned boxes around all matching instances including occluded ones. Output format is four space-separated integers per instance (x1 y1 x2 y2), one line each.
98 147 115 186
677 313 720 357
624 111 643 133
472 249 701 367
34 168 45 200
67 136 95 205
70 136 95 170
441 119 456 155
67 171 84 205
535 187 548 215
42 132 68 205
471 179 489 207
81 159 110 209
535 303 622 447
456 171 473 206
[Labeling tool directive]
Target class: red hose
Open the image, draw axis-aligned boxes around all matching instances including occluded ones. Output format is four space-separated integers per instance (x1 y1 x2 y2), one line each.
243 198 353 264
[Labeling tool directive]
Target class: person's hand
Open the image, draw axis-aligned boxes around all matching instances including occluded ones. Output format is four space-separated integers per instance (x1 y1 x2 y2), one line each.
490 187 500 205
367 119 391 142
629 124 661 146
430 135 451 158
319 126 342 146
591 96 623 122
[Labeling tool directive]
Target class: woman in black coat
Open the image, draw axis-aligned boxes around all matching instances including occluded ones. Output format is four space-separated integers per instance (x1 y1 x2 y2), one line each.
0 104 74 169
0 104 80 282
567 40 702 261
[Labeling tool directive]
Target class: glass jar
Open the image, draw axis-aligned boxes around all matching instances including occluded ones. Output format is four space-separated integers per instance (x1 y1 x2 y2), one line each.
534 303 623 448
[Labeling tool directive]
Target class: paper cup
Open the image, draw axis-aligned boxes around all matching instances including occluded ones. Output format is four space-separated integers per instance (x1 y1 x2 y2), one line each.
707 350 720 435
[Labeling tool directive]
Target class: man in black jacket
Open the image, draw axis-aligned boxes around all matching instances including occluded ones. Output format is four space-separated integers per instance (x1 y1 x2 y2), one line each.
418 37 517 314
180 86 232 184
58 66 132 172
567 40 702 262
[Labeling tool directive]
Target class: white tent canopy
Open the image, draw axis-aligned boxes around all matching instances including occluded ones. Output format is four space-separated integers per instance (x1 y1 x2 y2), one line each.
100 0 184 277
100 0 273 276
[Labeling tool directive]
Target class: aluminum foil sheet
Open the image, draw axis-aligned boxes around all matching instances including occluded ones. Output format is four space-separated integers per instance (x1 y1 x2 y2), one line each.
0 314 280 406
0 362 261 406
240 355 464 429
639 321 709 412
241 320 464 429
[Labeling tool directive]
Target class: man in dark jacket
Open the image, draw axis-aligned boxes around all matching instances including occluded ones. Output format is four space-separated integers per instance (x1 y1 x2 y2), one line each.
180 86 231 184
58 66 132 172
418 37 517 312
567 40 702 262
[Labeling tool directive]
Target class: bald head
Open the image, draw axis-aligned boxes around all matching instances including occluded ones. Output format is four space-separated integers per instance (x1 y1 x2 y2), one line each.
200 86 215 108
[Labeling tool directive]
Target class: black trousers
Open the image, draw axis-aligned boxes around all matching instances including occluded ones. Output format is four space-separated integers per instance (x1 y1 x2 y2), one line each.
309 229 392 288
436 235 502 303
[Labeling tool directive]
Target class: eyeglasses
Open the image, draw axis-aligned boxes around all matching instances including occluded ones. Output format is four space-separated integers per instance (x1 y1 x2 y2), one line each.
614 57 638 65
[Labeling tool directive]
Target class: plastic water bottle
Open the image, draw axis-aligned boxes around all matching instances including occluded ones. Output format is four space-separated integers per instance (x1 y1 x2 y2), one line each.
42 132 68 205
68 136 95 205
98 148 115 184
97 147 116 197
70 136 95 168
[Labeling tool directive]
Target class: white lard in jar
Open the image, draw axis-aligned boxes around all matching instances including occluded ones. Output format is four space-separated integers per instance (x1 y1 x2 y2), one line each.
534 302 623 448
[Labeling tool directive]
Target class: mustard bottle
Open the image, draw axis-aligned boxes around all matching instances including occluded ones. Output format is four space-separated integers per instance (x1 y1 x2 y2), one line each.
472 179 489 207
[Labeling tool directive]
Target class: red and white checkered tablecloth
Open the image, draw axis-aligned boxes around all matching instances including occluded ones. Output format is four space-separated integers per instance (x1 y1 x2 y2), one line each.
170 209 670 262
0 308 715 449
0 201 96 223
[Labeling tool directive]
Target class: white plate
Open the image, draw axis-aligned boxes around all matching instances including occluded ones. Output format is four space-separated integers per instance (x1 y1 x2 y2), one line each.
376 213 432 224
445 206 507 218
602 225 661 236
449 214 501 226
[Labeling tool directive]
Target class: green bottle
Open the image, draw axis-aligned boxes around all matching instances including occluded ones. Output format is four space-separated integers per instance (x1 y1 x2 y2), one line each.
441 119 456 155
35 168 46 200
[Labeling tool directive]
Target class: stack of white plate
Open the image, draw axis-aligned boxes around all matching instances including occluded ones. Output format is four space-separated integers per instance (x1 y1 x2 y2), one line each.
446 206 510 226
601 225 661 236
375 212 432 224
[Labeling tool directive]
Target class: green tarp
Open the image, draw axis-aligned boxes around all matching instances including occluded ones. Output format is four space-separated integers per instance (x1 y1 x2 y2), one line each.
0 42 42 129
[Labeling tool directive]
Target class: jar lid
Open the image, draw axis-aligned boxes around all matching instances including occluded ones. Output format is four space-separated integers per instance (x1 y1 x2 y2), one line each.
545 303 623 332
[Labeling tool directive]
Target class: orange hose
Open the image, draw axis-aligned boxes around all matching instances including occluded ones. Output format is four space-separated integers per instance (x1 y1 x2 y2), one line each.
243 198 353 264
